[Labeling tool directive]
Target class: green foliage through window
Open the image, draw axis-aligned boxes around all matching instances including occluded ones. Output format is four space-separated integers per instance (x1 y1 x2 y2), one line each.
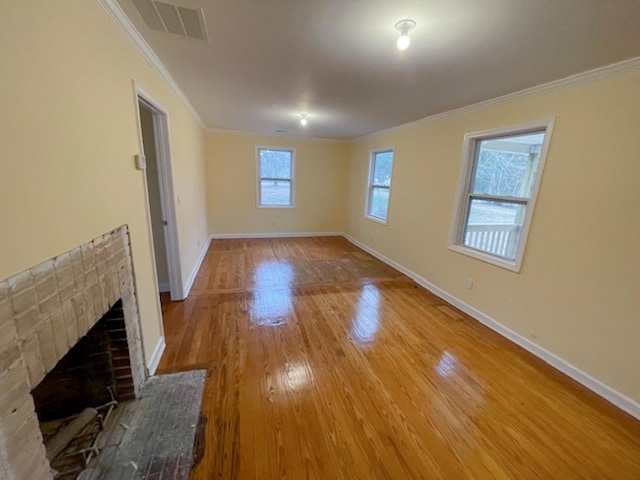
367 150 394 221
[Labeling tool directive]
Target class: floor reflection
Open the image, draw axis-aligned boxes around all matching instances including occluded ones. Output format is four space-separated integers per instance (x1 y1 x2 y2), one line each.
349 284 382 347
251 259 294 289
249 261 293 326
435 351 458 378
277 361 314 393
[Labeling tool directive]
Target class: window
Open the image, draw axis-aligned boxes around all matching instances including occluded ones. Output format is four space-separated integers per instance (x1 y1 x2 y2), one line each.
366 148 394 223
450 120 554 271
256 147 294 208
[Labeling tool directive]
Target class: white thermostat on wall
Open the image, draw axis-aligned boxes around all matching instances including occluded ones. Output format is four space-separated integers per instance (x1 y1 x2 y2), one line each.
135 154 147 170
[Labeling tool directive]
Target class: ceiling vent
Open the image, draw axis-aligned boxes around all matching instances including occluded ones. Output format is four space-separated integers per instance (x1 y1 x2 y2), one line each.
133 0 208 41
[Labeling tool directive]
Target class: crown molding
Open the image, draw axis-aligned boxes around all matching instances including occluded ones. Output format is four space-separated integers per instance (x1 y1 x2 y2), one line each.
206 127 349 143
355 55 640 141
97 0 205 128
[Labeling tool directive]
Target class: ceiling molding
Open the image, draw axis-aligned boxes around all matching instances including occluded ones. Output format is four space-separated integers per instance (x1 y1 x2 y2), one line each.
97 0 205 128
206 127 349 144
355 55 640 141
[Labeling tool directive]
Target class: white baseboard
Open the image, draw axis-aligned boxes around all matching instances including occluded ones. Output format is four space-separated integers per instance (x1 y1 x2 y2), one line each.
183 236 212 298
210 231 343 239
147 336 166 375
342 233 640 421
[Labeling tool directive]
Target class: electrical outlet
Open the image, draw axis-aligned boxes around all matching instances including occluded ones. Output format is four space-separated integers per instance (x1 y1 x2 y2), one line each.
465 277 473 290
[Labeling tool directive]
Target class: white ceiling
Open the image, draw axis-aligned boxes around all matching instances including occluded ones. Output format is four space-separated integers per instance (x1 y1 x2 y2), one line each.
118 0 640 139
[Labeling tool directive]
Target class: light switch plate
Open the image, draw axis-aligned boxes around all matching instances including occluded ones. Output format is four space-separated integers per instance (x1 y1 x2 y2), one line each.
135 154 147 170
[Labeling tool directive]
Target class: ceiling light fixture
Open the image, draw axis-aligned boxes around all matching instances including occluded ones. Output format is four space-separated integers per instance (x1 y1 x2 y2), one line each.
299 114 308 126
395 19 416 51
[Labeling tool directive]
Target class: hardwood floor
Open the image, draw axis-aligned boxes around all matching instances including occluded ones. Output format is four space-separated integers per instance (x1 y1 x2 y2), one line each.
158 236 640 479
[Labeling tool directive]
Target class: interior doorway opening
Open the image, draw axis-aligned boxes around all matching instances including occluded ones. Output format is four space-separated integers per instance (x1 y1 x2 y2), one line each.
136 88 184 301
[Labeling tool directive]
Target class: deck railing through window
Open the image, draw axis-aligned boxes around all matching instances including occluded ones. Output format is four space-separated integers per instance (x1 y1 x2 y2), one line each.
464 224 521 260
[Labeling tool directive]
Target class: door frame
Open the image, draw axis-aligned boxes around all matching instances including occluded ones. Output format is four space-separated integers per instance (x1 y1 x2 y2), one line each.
135 84 185 301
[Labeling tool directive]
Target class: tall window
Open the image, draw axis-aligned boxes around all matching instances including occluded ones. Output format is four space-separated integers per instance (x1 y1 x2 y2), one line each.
256 147 294 207
450 120 554 271
366 149 394 223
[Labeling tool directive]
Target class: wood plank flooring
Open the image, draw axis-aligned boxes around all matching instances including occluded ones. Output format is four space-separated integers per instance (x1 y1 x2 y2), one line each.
157 236 640 479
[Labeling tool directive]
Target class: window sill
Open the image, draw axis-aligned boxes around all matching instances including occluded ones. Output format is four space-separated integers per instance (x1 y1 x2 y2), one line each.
365 214 388 225
448 244 521 273
257 204 295 209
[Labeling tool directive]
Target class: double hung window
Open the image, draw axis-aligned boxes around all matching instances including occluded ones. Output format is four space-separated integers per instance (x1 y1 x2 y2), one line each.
257 147 294 208
366 149 395 223
450 120 554 271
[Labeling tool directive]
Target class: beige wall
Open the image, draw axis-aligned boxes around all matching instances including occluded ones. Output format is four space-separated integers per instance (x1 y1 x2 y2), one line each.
205 131 348 234
0 1 208 361
346 70 640 404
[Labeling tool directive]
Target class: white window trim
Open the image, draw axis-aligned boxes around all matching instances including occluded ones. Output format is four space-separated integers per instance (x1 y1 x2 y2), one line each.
364 147 395 225
255 145 296 209
448 118 555 272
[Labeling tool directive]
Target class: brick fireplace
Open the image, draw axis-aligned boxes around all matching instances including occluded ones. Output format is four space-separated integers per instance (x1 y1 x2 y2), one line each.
0 226 147 479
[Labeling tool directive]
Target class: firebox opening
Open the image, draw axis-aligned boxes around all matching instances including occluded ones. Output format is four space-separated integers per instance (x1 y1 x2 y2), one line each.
30 299 135 478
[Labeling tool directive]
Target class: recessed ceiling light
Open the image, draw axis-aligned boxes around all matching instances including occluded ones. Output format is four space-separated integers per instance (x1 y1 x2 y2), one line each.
395 19 416 51
299 114 308 126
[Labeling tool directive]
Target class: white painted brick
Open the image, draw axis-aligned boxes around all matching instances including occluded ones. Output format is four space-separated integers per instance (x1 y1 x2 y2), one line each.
6 270 33 295
46 309 68 361
36 322 58 374
85 266 99 286
0 343 21 373
14 306 41 339
0 318 18 352
71 293 89 338
56 263 75 289
0 359 29 395
58 281 76 304
53 251 72 272
62 300 79 348
0 395 37 439
0 226 144 479
21 334 46 388
2 423 48 479
0 376 31 424
72 261 86 289
30 260 54 283
81 243 96 272
0 298 12 328
35 276 57 304
38 292 61 318
10 287 38 317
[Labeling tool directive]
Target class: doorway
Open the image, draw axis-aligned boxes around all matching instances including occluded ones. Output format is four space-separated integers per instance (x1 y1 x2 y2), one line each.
137 89 184 300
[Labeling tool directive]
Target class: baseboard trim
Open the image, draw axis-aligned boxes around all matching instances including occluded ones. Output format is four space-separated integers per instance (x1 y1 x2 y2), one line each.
183 237 212 298
158 282 170 293
342 233 640 421
147 336 166 376
210 231 343 239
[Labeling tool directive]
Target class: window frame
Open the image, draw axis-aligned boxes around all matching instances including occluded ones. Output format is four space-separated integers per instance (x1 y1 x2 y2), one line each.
255 146 296 209
448 119 555 272
365 147 395 225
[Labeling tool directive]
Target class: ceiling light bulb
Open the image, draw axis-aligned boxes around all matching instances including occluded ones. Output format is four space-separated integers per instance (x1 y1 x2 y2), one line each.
396 33 410 51
395 19 416 51
300 115 308 126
